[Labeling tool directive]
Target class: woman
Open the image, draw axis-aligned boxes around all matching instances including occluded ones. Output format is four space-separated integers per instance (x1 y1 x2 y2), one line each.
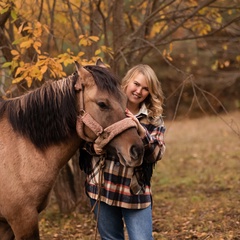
80 64 166 240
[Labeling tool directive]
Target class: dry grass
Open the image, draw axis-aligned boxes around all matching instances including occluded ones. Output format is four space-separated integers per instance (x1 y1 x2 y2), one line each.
152 111 240 240
40 111 240 240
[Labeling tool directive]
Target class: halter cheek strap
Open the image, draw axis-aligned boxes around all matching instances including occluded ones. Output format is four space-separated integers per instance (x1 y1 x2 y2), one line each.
76 112 103 142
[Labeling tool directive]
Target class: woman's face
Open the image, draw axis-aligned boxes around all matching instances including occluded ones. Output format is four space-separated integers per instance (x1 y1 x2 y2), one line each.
125 73 150 107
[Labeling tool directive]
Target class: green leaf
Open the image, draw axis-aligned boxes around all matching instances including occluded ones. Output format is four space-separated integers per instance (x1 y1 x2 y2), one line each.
2 62 12 68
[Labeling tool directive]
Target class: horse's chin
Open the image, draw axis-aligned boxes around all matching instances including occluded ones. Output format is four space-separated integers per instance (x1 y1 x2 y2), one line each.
117 151 141 167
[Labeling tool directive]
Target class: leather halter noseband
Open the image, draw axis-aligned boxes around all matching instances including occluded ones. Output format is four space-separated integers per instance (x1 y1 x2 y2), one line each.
76 79 137 148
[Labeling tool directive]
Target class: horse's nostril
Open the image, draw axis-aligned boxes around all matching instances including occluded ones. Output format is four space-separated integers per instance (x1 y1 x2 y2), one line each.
130 145 143 160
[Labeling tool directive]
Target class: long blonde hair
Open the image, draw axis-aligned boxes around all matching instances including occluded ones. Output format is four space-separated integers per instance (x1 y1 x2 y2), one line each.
122 64 164 124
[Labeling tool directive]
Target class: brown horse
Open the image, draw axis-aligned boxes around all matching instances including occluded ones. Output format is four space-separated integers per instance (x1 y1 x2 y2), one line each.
0 63 144 240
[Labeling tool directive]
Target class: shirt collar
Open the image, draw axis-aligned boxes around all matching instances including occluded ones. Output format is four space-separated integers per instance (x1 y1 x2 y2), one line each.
135 103 148 117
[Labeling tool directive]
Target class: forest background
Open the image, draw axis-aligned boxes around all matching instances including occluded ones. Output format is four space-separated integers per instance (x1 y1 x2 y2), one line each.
0 0 239 239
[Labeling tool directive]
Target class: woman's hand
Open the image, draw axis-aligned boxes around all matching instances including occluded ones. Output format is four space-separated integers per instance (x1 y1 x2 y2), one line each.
93 143 105 155
125 108 146 138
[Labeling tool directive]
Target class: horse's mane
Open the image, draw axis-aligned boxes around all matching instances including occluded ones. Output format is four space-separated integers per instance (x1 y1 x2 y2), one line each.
0 65 122 149
0 73 78 149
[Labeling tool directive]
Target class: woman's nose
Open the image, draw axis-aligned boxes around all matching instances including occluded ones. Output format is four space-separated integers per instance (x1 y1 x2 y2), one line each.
135 87 142 94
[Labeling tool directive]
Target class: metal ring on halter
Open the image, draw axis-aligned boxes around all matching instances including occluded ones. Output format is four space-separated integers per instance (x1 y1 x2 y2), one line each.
79 109 85 116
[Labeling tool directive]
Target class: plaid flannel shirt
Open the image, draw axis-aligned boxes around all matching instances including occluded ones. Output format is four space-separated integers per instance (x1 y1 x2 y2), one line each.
85 105 166 209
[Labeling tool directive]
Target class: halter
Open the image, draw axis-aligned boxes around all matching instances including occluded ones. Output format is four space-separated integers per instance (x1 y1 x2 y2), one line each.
75 79 137 149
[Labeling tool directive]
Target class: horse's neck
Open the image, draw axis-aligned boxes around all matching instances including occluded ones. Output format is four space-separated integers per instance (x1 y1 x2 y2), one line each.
44 135 82 170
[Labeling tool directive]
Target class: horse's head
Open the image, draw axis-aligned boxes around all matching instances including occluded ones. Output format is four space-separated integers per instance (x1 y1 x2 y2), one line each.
74 61 144 167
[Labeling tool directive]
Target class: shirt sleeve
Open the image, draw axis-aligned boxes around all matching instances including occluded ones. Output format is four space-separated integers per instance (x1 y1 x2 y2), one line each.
141 119 166 163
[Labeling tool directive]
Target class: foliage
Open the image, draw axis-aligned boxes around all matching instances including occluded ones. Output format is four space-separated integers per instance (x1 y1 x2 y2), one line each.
0 0 240 96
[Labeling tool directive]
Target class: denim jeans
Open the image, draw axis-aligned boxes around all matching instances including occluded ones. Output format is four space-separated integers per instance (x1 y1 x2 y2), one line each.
90 199 154 240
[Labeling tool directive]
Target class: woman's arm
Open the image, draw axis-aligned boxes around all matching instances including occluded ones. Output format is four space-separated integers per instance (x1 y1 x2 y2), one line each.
125 109 166 163
141 122 166 163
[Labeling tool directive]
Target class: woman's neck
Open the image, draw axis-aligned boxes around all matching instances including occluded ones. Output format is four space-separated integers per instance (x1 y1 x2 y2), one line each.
127 102 140 115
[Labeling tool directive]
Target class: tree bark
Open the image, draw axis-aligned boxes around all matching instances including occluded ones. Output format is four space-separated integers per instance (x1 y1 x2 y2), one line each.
53 152 90 214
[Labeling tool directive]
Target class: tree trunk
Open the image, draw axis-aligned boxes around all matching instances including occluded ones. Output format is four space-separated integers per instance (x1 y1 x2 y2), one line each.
53 151 90 214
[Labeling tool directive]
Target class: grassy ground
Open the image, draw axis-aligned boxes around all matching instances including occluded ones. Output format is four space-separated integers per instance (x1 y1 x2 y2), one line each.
40 111 240 240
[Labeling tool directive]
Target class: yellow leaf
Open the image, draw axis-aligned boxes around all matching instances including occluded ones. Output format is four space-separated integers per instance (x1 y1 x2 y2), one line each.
13 55 20 61
20 39 33 49
11 61 19 72
89 36 99 42
25 76 33 87
23 26 32 32
67 48 73 54
77 51 85 57
163 49 167 57
15 67 25 77
211 60 218 71
222 44 228 50
95 49 101 55
40 65 48 74
33 27 42 38
33 41 41 54
12 76 24 84
18 22 25 34
61 71 66 77
49 69 56 78
38 55 47 60
19 61 24 67
79 38 88 46
35 21 42 28
37 60 46 67
216 17 222 24
34 41 41 47
11 50 19 56
63 59 74 67
167 55 173 62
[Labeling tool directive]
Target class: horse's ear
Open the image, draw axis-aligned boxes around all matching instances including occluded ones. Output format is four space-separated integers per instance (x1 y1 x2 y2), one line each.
75 61 81 71
96 58 107 68
74 61 89 76
74 61 89 91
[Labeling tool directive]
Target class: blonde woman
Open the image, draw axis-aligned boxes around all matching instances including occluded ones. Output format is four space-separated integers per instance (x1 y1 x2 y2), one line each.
81 64 166 240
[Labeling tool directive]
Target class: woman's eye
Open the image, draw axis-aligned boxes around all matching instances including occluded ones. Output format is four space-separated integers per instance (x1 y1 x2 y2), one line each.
98 101 109 110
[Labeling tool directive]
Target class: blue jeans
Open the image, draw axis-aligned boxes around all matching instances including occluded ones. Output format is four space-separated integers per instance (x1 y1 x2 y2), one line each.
90 199 154 240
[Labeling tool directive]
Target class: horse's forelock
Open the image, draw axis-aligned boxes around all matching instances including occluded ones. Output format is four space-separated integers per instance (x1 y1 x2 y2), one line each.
84 65 122 100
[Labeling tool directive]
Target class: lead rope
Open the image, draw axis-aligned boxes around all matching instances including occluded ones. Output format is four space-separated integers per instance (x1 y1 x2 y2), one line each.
91 155 105 240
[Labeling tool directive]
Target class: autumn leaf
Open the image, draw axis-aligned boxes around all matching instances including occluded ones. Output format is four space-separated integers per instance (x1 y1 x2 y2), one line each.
15 67 25 77
89 36 99 42
12 76 24 84
20 39 33 49
33 41 42 54
40 65 48 74
11 50 19 56
95 49 101 55
25 76 33 87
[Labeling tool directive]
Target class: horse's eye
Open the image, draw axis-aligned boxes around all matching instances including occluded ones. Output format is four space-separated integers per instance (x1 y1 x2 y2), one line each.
97 101 109 110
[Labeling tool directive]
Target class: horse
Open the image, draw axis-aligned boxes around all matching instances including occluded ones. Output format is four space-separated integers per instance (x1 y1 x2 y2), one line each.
0 62 144 240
